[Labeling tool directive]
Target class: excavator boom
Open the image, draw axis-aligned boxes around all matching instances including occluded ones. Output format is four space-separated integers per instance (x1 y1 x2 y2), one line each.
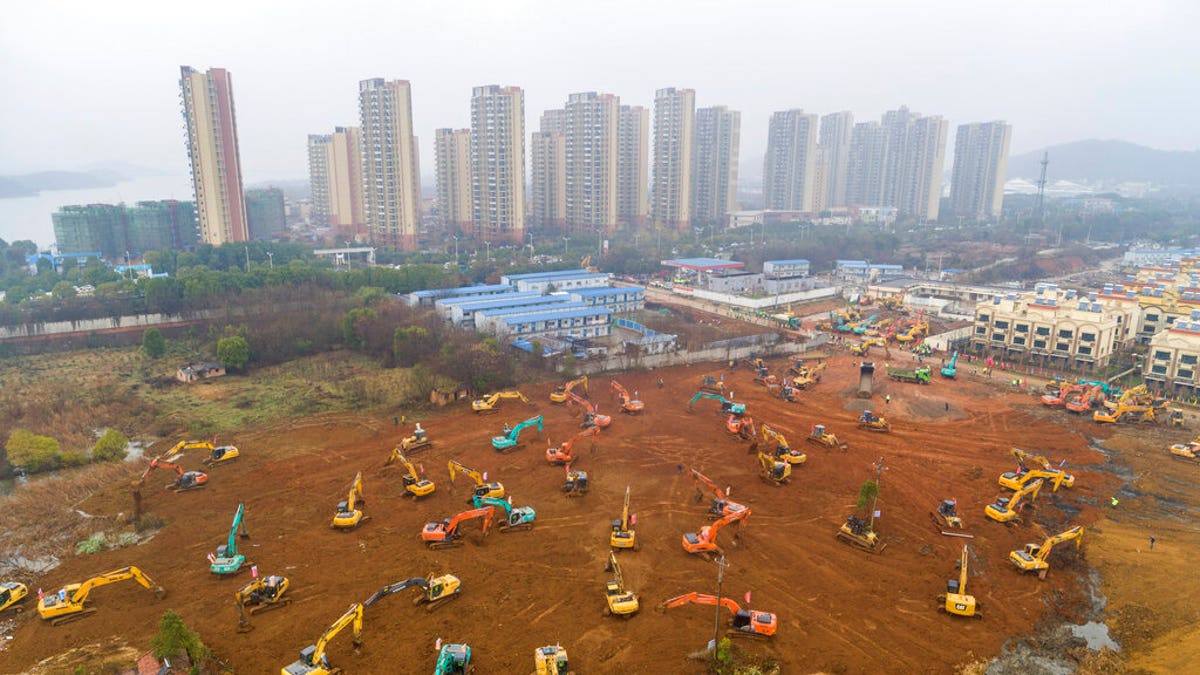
660 592 777 636
38 566 165 625
282 603 362 675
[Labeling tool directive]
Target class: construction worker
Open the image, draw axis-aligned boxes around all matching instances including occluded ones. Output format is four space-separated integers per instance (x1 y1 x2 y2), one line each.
885 394 891 405
1111 496 1119 507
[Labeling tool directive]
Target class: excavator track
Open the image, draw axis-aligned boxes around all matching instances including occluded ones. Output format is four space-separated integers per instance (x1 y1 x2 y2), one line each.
248 598 292 615
50 608 98 626
835 531 887 554
499 523 534 533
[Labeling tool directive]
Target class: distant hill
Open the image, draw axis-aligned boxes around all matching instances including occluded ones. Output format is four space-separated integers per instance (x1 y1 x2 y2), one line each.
0 169 124 199
1008 140 1200 186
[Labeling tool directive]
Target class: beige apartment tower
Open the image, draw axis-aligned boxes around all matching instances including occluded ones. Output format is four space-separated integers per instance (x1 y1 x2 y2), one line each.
328 126 366 238
471 85 526 242
435 128 472 233
691 106 740 226
846 121 888 207
617 105 650 228
359 78 420 250
651 87 695 232
180 66 248 245
819 111 854 208
763 109 818 212
565 92 620 232
307 134 332 226
530 131 566 230
950 121 1012 220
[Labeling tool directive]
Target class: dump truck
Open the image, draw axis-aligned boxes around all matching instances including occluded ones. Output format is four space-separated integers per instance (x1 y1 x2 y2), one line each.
887 365 932 384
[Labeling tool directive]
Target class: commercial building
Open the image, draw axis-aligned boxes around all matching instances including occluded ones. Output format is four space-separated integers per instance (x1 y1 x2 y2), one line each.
617 105 650 228
894 111 949 222
359 78 421 250
435 128 472 234
245 188 286 239
846 107 948 222
471 84 526 243
691 105 740 226
328 126 366 238
651 87 695 232
179 66 248 245
950 121 1012 220
818 111 854 208
763 109 818 212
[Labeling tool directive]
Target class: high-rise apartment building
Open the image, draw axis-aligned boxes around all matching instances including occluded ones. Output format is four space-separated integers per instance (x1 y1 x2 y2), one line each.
470 85 526 242
651 87 695 231
435 128 473 234
819 111 854 208
53 201 198 258
846 121 888 208
179 66 248 246
564 92 620 232
897 114 948 222
358 78 420 250
530 131 566 230
329 126 366 238
950 121 1012 220
307 134 332 226
763 109 818 212
245 188 286 240
691 106 740 226
617 105 649 228
810 146 829 214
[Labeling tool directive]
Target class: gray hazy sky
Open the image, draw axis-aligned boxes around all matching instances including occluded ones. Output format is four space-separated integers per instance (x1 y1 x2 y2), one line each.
2 0 1197 182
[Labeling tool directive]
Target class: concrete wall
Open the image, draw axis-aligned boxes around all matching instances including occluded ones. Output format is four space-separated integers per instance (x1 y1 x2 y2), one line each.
560 336 818 375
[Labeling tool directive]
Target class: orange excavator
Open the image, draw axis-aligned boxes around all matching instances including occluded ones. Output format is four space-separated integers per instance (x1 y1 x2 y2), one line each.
1041 384 1083 407
545 426 600 465
610 380 644 414
420 507 495 549
1065 384 1106 414
566 390 611 429
660 592 777 638
689 469 748 519
138 456 208 492
726 414 756 441
682 509 750 558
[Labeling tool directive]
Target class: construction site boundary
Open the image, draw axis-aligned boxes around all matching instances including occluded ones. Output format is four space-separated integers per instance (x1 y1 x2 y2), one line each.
559 335 826 375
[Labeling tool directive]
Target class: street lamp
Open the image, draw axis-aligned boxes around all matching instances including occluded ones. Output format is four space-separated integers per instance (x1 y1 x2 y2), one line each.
265 251 273 269
453 235 460 267
485 240 491 261
563 235 570 258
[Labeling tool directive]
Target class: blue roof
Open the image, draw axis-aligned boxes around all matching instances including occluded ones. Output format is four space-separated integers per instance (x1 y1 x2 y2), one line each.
448 294 569 312
570 285 645 297
499 306 614 324
478 301 587 318
435 291 538 308
765 259 810 265
502 269 603 282
411 283 512 299
836 259 867 266
661 258 744 270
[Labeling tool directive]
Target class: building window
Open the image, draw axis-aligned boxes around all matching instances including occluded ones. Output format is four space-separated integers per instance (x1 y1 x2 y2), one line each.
1154 350 1172 361
1081 332 1095 342
992 333 1005 342
1055 342 1069 352
1034 339 1047 349
977 313 990 322
1179 369 1194 379
994 320 1009 329
1013 336 1026 345
1078 345 1092 355
1152 364 1168 375
1035 326 1050 336
1015 324 1029 333
1058 329 1073 339
1182 354 1198 365
975 326 987 335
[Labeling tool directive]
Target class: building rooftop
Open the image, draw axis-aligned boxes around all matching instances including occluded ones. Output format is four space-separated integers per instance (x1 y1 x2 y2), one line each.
498 306 614 325
570 285 645 297
661 257 745 271
440 293 562 312
764 259 810 265
411 283 512 299
478 301 588 318
501 269 605 282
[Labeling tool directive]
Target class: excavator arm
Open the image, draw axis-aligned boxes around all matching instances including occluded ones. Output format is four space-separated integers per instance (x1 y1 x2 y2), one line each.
363 578 426 608
1037 525 1084 562
447 461 483 487
71 566 163 604
447 507 495 538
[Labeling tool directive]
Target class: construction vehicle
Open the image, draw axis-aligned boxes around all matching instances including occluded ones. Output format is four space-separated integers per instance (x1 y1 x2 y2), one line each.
1065 384 1106 413
534 645 571 675
562 466 590 497
857 410 890 432
1010 525 1084 580
581 254 598 272
210 502 251 575
752 363 779 388
687 391 746 415
396 423 432 453
940 351 959 378
1041 383 1083 407
699 374 726 394
434 643 473 675
759 424 806 465
546 426 599 465
471 389 530 414
849 337 885 357
881 296 905 311
837 515 886 554
682 509 749 558
755 445 791 485
138 456 208 492
610 380 644 413
331 472 367 530
726 413 757 441
472 495 536 532
853 314 879 335
984 478 1043 523
1169 437 1200 462
1094 399 1169 424
448 460 504 500
807 424 847 449
0 581 29 613
937 545 982 618
1003 449 1076 489
550 376 589 405
791 362 826 389
202 444 240 466
37 566 165 626
1169 408 1186 428
1103 383 1151 409
235 574 291 631
281 603 362 675
566 390 612 429
689 468 748 519
387 448 435 497
659 592 777 638
163 439 217 459
770 381 799 402
610 485 638 550
999 465 1072 492
930 498 969 535
887 364 932 384
857 361 875 399
421 507 495 549
364 574 462 611
493 415 544 452
604 551 639 616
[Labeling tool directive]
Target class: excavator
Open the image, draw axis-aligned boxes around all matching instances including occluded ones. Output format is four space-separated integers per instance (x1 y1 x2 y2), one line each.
726 413 757 441
545 427 600 465
699 374 726 394
807 424 847 449
610 485 638 550
202 444 240 466
550 376 589 405
604 551 639 617
1094 399 1169 424
38 566 165 626
331 472 367 530
756 445 791 486
387 448 435 498
930 498 968 534
210 502 250 575
281 602 362 675
999 448 1075 491
759 424 806 465
937 545 981 618
448 460 505 500
138 456 208 492
659 592 777 638
985 478 1043 523
235 574 291 632
421 507 495 549
1169 436 1200 462
791 362 826 389
472 495 536 532
472 389 531 414
689 469 748 519
610 380 644 413
566 390 611 429
0 581 29 614
857 410 890 432
534 645 572 675
164 439 216 458
1011 525 1084 579
940 351 959 378
849 337 885 357
687 391 746 416
682 508 749 558
493 415 544 452
1065 384 1106 413
363 573 462 611
434 643 472 674
1041 383 1085 407
395 423 432 453
562 466 590 497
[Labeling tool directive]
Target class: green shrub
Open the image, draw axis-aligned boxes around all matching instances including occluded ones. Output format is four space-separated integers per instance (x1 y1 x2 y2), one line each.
152 610 211 663
76 532 108 554
93 429 130 462
141 327 166 358
5 429 63 473
217 335 250 371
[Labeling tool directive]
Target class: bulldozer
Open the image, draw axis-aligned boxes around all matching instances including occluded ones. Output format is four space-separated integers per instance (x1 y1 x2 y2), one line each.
0 581 29 614
610 380 644 413
857 410 890 432
534 644 572 675
395 423 432 453
689 468 748 519
937 544 982 619
699 374 726 394
209 502 251 575
984 478 1043 523
807 424 847 449
38 566 165 626
473 495 536 532
610 485 638 550
472 389 531 414
930 498 969 535
1169 408 1186 429
683 509 749 559
836 515 886 554
448 459 504 500
331 472 368 530
281 602 362 675
546 426 600 465
364 573 462 611
603 551 639 617
235 574 291 632
659 592 777 638
1169 437 1200 462
387 448 435 498
492 415 544 452
421 507 495 549
550 376 589 405
1010 525 1083 580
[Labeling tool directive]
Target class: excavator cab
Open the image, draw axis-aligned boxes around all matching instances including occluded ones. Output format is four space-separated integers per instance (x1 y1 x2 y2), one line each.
534 645 570 675
562 470 589 497
732 609 777 635
0 582 29 613
203 445 240 465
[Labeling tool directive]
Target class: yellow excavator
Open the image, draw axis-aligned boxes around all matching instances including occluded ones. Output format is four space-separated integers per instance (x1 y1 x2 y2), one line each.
999 448 1074 491
759 424 806 465
1010 525 1083 580
387 448 435 498
534 644 573 675
984 478 1043 523
472 389 531 414
447 459 504 500
610 485 638 550
937 544 981 618
164 439 215 459
755 445 791 486
235 574 291 632
364 574 462 611
1170 436 1200 462
1 581 29 614
550 376 588 405
38 566 165 626
603 551 639 617
331 472 367 530
282 603 362 675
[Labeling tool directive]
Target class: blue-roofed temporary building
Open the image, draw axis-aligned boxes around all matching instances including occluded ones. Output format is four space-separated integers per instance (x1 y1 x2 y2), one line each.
500 269 608 293
474 301 589 330
568 286 645 313
439 292 572 325
405 283 513 307
487 306 614 340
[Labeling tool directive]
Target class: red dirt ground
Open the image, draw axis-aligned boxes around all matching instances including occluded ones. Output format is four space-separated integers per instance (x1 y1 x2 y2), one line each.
0 351 1112 674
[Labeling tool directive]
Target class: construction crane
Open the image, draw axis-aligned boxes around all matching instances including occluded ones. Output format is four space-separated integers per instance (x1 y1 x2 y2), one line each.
447 460 504 500
659 592 777 638
985 478 1043 523
604 551 639 617
610 485 638 550
755 445 791 486
210 502 251 575
807 423 847 449
550 376 589 405
394 423 432 453
940 351 959 378
686 391 746 415
566 390 611 429
0 581 29 614
682 508 749 558
37 566 165 626
689 468 748 519
472 495 536 532
387 448 435 498
610 380 644 413
562 466 590 497
331 472 367 530
937 545 981 618
138 456 208 492
434 643 472 675
1010 525 1084 579
492 414 544 452
534 645 571 675
364 573 462 611
545 426 599 465
421 506 495 549
1000 448 1074 491
281 603 362 675
857 410 890 432
471 389 530 414
235 575 290 632
726 413 757 441
759 424 807 465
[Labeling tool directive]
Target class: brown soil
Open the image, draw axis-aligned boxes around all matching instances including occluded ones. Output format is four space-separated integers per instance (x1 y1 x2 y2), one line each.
1 352 1116 674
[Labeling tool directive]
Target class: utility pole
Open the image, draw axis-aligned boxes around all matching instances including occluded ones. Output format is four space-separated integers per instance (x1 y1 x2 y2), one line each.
712 555 729 652
244 246 250 271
